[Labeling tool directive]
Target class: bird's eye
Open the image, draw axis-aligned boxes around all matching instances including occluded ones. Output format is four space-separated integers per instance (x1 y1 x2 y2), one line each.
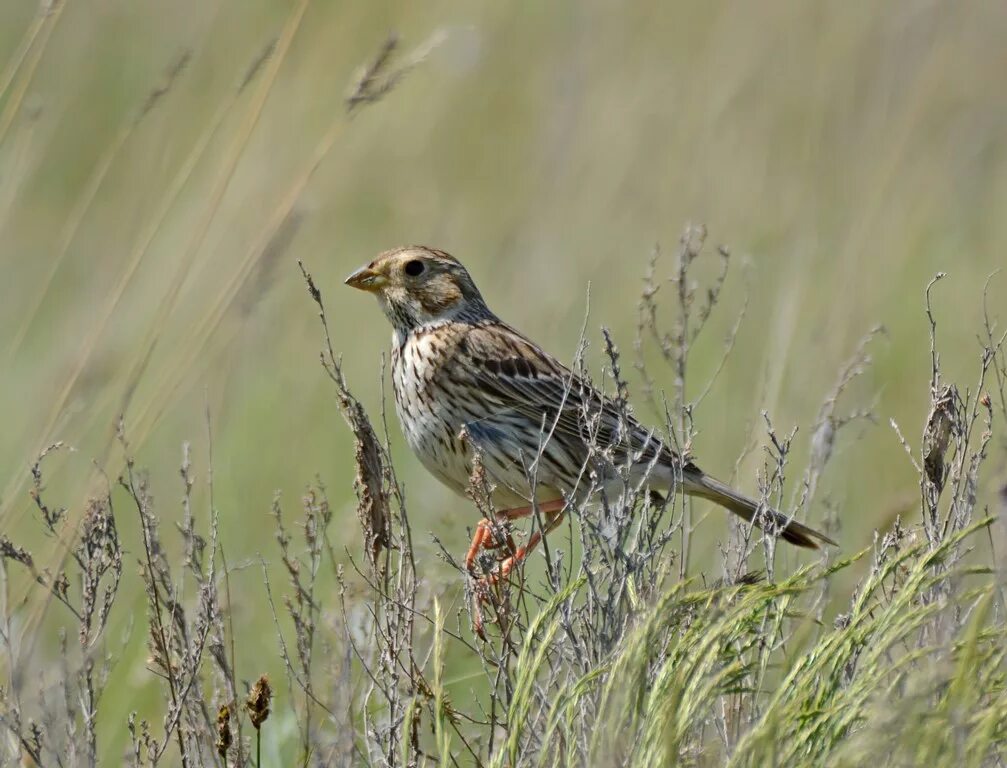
404 259 425 277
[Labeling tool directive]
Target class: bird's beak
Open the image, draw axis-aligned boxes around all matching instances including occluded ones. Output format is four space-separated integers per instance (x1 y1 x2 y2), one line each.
344 265 386 293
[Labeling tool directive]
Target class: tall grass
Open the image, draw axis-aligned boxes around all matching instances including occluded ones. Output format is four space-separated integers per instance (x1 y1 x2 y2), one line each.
2 239 1003 765
1 1 1006 765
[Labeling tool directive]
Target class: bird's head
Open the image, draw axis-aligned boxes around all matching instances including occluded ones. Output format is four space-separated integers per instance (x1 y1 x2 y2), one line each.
345 246 491 334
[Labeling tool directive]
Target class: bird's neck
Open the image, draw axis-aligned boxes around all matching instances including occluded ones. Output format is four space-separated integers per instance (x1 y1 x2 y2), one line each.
388 299 496 343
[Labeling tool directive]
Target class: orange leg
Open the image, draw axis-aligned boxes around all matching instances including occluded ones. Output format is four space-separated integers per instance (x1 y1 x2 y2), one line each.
464 499 566 573
494 530 544 580
492 501 567 579
464 517 520 572
467 499 566 638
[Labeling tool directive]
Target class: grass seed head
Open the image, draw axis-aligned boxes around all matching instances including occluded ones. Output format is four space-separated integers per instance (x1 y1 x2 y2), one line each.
246 676 272 730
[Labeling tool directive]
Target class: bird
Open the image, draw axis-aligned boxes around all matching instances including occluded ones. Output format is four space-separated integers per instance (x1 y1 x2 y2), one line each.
344 246 835 586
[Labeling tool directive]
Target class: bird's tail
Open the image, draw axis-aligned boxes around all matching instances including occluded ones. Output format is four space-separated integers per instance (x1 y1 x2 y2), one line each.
684 471 836 550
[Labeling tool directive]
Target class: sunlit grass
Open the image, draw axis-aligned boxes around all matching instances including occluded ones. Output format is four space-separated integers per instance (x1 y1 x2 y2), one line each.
0 0 1005 763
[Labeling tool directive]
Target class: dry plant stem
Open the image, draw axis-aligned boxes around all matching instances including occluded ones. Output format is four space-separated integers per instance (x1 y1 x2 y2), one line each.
301 262 436 766
259 558 341 730
0 563 44 766
798 326 884 519
672 227 704 577
636 227 741 579
982 271 1007 424
0 35 284 658
116 422 226 766
266 484 335 760
2 441 126 767
122 443 190 767
2 232 1001 766
916 272 1002 564
205 406 244 767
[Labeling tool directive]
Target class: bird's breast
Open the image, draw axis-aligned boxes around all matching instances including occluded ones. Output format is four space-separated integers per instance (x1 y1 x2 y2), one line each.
391 333 472 493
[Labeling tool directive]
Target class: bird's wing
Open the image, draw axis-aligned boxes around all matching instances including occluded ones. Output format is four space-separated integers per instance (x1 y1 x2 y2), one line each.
451 322 835 549
458 321 675 472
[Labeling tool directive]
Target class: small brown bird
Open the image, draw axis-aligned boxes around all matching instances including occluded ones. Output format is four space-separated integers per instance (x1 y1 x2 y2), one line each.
345 247 835 580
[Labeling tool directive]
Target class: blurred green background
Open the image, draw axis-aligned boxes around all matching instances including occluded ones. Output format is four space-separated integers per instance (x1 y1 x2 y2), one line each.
2 0 1005 760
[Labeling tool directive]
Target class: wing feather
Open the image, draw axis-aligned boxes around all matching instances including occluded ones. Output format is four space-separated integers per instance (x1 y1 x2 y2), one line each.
459 323 673 471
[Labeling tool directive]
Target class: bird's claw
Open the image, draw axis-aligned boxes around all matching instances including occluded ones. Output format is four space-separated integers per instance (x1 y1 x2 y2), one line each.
466 518 545 639
464 518 515 573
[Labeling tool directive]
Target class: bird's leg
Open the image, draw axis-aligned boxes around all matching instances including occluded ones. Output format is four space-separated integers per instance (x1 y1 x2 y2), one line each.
491 500 566 581
465 499 566 573
464 517 519 571
466 498 566 639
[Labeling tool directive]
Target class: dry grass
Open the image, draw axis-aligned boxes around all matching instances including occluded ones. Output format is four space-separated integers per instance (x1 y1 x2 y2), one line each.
1 1 1006 765
2 229 1005 765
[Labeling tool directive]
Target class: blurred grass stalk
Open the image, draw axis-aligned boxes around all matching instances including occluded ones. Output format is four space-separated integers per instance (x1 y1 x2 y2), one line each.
0 4 444 637
1 4 445 760
0 1 1006 764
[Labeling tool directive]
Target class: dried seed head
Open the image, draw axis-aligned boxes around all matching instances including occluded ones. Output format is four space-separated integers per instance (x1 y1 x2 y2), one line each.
923 385 956 492
0 536 34 568
216 705 232 758
461 434 494 518
246 676 272 729
352 411 392 566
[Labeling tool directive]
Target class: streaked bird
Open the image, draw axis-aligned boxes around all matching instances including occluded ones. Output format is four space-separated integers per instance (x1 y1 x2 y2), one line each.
345 246 835 583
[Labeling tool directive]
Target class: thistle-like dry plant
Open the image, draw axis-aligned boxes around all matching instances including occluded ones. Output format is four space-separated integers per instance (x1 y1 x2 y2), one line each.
286 236 1005 766
2 232 1005 766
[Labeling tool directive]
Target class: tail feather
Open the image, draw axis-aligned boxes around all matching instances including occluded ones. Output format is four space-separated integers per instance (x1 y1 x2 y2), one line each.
684 471 837 550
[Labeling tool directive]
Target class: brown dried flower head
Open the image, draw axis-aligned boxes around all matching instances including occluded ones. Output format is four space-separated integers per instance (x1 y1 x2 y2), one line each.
215 705 232 758
246 675 272 729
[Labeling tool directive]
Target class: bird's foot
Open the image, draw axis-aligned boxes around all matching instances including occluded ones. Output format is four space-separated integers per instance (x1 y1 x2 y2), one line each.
464 500 564 639
467 529 542 639
464 518 516 573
